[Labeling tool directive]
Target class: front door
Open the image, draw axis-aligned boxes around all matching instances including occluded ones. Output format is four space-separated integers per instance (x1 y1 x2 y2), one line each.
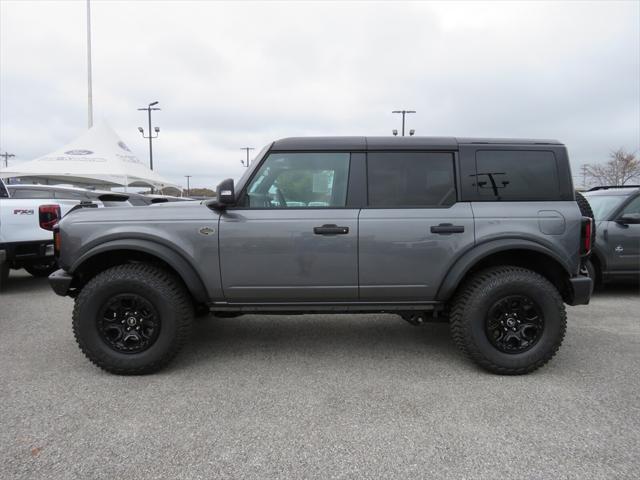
358 151 475 301
606 195 640 274
219 152 358 303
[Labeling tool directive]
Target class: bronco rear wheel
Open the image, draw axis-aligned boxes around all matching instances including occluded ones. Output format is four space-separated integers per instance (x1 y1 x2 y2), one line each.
72 264 194 375
450 266 566 375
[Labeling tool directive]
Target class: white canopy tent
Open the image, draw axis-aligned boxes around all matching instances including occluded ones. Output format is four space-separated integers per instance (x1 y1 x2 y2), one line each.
0 120 179 191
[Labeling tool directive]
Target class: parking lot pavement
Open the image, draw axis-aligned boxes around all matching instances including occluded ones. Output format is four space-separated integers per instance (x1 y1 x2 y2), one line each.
0 270 639 480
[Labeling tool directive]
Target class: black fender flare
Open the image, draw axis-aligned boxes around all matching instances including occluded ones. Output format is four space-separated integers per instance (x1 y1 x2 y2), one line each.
435 238 572 301
70 239 208 303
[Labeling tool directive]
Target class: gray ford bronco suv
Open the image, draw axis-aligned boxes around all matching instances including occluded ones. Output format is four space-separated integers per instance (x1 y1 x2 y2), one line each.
49 137 593 375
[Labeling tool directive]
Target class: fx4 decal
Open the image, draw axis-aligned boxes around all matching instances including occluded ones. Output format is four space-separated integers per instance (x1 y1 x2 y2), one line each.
13 209 34 215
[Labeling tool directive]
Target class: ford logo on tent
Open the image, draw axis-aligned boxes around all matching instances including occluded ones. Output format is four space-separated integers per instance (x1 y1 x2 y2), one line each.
64 149 93 155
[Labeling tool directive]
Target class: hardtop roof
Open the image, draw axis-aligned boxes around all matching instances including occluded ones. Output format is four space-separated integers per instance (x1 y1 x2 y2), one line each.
271 136 563 151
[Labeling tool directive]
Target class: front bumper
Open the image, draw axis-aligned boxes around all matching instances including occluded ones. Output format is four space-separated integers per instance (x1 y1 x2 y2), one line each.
49 268 73 296
568 274 592 306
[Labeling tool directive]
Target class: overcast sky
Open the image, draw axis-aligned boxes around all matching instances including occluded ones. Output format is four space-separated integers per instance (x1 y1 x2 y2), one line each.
1 0 639 189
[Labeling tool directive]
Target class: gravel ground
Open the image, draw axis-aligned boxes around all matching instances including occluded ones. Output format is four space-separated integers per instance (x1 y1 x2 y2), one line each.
1 269 639 480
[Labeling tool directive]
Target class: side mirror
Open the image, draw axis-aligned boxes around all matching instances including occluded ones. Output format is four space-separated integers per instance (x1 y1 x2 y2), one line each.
216 178 235 206
617 213 640 225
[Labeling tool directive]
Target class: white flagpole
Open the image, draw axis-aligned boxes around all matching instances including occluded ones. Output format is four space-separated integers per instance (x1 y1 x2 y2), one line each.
87 0 93 128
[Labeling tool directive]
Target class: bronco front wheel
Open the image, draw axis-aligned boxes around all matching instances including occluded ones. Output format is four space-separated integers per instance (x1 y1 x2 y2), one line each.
450 266 566 375
72 264 194 375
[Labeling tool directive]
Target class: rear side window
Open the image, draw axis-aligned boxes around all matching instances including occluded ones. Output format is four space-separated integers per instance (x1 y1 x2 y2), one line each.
474 150 559 201
367 152 456 207
0 181 8 198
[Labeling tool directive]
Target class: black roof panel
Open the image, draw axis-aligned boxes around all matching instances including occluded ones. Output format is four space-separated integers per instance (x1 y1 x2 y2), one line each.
272 137 366 150
457 137 562 145
271 136 563 151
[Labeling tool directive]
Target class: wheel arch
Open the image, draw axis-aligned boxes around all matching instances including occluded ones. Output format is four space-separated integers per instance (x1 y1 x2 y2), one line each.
69 239 208 303
436 240 573 303
589 245 606 280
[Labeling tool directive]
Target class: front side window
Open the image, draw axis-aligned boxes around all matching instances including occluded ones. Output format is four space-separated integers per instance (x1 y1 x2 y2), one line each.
367 152 456 207
475 150 559 201
621 196 640 216
244 152 350 208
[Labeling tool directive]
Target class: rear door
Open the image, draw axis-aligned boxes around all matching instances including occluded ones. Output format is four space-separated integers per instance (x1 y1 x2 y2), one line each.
219 151 359 303
358 151 474 301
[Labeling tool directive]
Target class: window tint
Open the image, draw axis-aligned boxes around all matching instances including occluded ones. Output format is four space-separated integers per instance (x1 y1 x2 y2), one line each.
367 152 456 207
0 181 8 198
245 153 350 208
621 196 640 215
475 150 559 201
9 188 52 199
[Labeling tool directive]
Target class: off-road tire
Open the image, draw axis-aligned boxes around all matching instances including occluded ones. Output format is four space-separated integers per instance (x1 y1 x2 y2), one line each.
584 258 598 292
575 191 596 245
24 260 58 278
0 261 9 292
450 266 566 375
72 264 194 375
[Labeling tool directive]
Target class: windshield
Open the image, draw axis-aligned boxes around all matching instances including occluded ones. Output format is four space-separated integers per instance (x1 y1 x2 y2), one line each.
584 194 626 220
235 142 272 194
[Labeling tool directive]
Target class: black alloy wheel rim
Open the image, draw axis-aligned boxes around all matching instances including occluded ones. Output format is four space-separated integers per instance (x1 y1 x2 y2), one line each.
485 295 544 354
98 294 161 353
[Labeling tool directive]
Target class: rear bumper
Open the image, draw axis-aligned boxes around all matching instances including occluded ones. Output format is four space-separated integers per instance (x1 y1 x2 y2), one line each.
49 269 73 296
0 240 54 264
568 275 592 306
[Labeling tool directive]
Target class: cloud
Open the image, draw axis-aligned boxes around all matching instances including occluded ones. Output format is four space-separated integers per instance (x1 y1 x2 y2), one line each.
1 0 638 188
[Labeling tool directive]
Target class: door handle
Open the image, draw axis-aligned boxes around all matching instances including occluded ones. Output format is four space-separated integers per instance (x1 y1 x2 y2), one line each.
313 224 349 235
430 223 465 234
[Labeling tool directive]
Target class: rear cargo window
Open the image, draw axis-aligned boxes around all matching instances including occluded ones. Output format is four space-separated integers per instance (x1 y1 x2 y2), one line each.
474 150 559 201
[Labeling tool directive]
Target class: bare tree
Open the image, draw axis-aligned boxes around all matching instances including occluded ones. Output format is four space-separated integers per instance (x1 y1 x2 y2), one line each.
585 149 640 186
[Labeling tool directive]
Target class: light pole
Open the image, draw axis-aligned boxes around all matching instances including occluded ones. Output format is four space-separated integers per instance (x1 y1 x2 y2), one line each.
86 0 93 128
392 110 416 136
137 101 161 170
1 152 15 168
241 147 254 167
185 175 191 196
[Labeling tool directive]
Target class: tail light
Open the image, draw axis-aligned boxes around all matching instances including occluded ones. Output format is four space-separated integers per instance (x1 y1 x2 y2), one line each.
39 204 61 231
580 217 593 256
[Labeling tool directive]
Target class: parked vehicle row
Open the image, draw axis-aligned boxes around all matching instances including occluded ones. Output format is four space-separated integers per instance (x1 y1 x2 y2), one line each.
49 136 593 376
0 180 193 290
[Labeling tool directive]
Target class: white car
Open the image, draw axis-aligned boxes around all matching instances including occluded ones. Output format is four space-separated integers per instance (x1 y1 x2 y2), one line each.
0 181 130 290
